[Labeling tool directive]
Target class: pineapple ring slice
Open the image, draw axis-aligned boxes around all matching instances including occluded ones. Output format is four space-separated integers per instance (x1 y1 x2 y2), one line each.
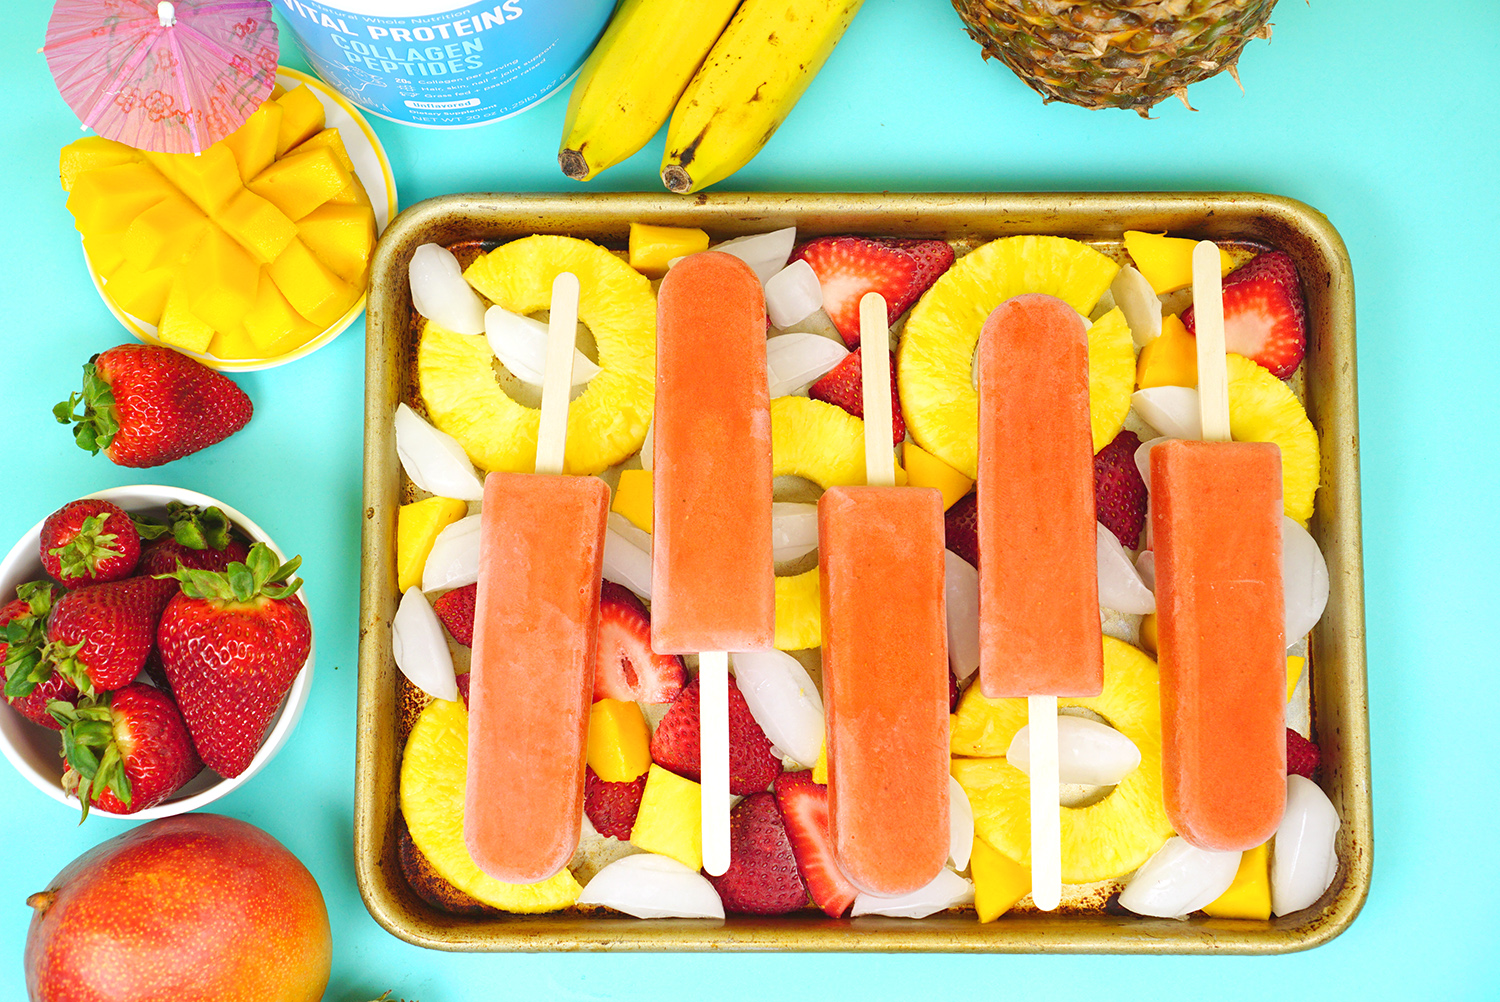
399 698 583 912
1227 353 1320 525
898 236 1122 478
767 396 909 651
950 637 1174 884
419 235 655 476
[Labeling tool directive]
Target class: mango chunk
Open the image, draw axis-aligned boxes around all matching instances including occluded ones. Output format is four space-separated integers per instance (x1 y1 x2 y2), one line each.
971 835 1031 922
812 742 828 785
629 223 709 278
292 127 357 174
59 137 140 192
103 259 174 326
142 145 242 216
157 278 217 353
1136 313 1198 390
181 228 259 333
630 764 701 871
1123 231 1234 295
268 237 356 328
66 162 174 235
1287 655 1306 702
903 442 975 511
123 195 208 272
1203 842 1272 920
218 188 298 265
248 145 351 221
586 699 652 783
610 469 653 533
223 101 285 183
241 272 322 358
297 202 376 283
82 230 128 276
274 85 326 156
397 496 469 592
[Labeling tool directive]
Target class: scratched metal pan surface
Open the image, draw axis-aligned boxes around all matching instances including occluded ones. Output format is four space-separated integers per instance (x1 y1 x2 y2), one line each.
355 192 1369 953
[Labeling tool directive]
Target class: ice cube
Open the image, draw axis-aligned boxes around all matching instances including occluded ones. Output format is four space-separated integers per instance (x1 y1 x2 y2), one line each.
409 243 486 335
765 260 823 329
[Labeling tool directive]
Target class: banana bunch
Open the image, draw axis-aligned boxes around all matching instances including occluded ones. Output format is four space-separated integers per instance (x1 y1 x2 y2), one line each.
559 0 865 192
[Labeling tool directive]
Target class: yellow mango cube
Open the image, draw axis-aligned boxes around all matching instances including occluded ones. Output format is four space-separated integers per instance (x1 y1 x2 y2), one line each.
629 764 702 871
241 272 322 358
207 324 262 360
1287 655 1306 702
142 145 243 216
297 202 376 283
292 127 357 174
218 188 298 265
59 136 140 192
1203 842 1272 920
610 469 653 533
268 237 355 328
103 259 174 326
629 223 709 278
1136 313 1198 390
66 162 174 235
248 145 352 221
586 699 652 783
274 84 327 156
397 496 469 592
223 100 285 183
156 278 217 353
1138 612 1158 655
82 230 127 276
181 228 259 333
903 442 975 511
971 835 1031 922
123 195 208 271
812 742 828 785
1123 231 1234 294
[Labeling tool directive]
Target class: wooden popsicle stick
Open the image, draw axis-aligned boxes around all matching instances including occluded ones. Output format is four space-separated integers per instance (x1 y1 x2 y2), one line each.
535 271 580 476
699 650 731 876
859 292 896 488
1191 241 1231 443
1028 695 1062 911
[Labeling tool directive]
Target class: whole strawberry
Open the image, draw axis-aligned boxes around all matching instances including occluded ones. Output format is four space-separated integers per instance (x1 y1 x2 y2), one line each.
650 675 782 795
707 791 808 915
38 499 141 588
808 348 906 446
137 502 251 579
54 344 253 468
46 576 176 696
156 543 310 778
52 683 202 820
1094 429 1148 550
3 582 81 729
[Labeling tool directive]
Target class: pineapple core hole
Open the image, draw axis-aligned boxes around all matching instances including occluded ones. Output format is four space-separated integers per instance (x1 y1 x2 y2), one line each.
1057 706 1121 810
772 474 822 576
488 311 601 409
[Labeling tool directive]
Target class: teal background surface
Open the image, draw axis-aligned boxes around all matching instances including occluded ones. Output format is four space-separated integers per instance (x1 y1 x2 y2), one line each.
3 1 1497 998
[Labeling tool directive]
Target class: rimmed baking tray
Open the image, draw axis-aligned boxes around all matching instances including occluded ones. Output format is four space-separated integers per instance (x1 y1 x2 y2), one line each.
355 192 1369 953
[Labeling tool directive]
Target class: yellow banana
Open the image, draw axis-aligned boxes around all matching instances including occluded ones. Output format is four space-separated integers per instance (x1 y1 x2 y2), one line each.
558 0 742 182
661 0 864 194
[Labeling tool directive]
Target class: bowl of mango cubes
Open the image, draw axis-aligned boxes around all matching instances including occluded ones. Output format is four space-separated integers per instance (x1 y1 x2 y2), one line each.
58 67 397 371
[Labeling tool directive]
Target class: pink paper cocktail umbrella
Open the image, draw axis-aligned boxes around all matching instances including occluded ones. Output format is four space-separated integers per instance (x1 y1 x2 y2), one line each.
44 0 279 155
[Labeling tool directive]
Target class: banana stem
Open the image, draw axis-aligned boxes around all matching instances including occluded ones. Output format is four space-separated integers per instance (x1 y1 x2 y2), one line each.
661 165 693 194
558 149 592 182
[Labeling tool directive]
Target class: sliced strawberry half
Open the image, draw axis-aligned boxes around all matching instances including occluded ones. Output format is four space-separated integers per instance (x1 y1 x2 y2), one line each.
433 583 477 647
708 791 808 915
944 489 978 569
595 581 684 704
1287 728 1320 779
649 675 782 795
584 765 647 840
1094 429 1148 550
808 348 905 445
790 236 954 348
1182 249 1307 379
772 770 858 918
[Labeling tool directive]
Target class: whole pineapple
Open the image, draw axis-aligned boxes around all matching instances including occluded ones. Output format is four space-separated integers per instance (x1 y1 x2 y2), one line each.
952 0 1279 116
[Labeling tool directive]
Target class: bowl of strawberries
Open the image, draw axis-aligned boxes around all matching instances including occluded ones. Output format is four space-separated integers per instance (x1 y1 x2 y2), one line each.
0 485 314 819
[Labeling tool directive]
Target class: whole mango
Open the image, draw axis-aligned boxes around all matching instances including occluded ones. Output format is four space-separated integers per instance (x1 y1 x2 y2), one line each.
24 814 330 1002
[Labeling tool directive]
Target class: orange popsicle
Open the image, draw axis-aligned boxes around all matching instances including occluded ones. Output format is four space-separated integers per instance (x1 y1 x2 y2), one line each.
976 293 1102 699
465 471 608 882
650 251 775 653
820 485 950 895
1150 439 1286 850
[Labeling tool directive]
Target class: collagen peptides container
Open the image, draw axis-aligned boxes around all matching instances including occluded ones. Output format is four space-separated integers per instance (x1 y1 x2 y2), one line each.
274 0 615 127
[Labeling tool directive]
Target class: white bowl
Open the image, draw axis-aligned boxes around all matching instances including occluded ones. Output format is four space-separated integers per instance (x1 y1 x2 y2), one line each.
0 485 315 819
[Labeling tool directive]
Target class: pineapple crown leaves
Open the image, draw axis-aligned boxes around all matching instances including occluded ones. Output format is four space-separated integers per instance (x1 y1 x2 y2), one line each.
3 581 61 700
155 541 302 604
132 502 235 551
53 357 119 456
48 513 125 581
52 694 130 823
